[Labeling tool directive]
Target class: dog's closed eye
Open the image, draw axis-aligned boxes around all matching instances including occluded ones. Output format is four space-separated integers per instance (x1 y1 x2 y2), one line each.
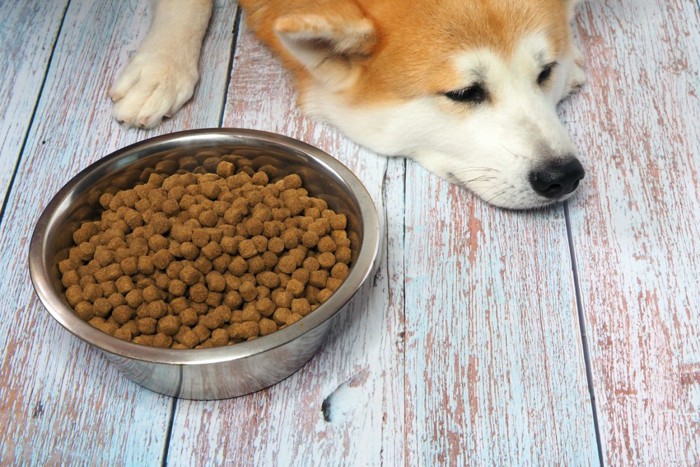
537 62 558 86
444 83 490 104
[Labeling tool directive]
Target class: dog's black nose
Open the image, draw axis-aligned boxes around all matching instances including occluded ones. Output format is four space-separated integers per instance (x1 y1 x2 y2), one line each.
529 157 585 199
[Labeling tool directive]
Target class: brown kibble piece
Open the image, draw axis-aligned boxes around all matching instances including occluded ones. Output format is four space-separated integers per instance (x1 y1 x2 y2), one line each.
237 239 257 259
302 257 320 271
317 252 336 269
210 328 229 346
317 236 336 253
180 308 199 327
113 305 134 324
152 333 173 348
277 255 297 274
318 288 334 303
239 281 257 301
93 297 112 317
259 318 277 336
286 279 305 297
114 327 133 341
74 301 94 321
192 229 209 248
326 277 343 292
138 317 157 335
201 241 222 260
189 283 209 303
267 237 285 254
143 285 162 302
179 265 201 285
309 270 329 289
158 315 181 336
291 298 312 316
206 271 226 292
175 327 200 349
216 161 234 178
229 322 260 340
335 246 352 264
192 324 211 343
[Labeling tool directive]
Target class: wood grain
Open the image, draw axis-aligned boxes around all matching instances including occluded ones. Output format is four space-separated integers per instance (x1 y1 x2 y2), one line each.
401 169 599 464
166 22 408 466
0 0 68 209
0 0 236 463
3 0 698 463
561 0 700 464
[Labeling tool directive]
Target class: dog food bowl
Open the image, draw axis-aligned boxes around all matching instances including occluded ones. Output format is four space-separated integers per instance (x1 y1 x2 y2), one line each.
29 129 380 400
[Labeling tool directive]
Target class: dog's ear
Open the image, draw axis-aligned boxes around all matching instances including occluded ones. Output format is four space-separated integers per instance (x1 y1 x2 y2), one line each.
273 12 376 90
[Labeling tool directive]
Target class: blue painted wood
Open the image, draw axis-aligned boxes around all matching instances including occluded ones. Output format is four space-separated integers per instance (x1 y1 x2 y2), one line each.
1 0 697 463
561 0 700 464
0 0 236 463
0 0 68 211
401 172 599 464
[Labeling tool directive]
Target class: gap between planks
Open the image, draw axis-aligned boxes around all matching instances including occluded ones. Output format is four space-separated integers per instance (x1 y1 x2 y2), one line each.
0 1 70 226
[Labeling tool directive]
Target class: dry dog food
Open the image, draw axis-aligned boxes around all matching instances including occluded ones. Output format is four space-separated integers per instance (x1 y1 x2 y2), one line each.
59 156 355 349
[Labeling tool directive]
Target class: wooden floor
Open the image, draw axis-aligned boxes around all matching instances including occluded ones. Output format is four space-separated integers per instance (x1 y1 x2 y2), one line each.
1 0 699 465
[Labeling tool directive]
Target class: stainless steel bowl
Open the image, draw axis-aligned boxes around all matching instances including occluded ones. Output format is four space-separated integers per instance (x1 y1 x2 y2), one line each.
29 129 380 400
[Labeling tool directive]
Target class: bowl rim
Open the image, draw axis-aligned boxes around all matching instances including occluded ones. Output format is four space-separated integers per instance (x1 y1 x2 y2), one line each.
29 128 380 365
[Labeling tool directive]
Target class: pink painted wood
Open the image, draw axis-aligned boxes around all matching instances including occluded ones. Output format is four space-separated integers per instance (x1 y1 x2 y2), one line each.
0 0 237 463
561 0 700 464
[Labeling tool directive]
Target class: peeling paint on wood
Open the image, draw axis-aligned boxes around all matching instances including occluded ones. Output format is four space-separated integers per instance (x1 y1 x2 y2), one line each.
1 0 698 464
0 0 237 464
561 0 700 464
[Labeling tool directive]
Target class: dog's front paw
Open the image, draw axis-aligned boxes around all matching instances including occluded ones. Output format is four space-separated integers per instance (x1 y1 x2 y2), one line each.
110 51 199 129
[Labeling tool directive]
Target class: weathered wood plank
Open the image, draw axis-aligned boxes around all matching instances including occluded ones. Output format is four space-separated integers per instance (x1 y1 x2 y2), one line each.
562 0 700 464
401 171 599 464
0 0 237 463
166 22 407 465
0 0 68 210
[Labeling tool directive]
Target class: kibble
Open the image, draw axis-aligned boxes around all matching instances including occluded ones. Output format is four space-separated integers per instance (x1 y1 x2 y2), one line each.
60 158 355 348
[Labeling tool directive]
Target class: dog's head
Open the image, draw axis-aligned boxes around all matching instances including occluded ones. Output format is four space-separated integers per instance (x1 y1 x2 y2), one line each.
264 0 584 209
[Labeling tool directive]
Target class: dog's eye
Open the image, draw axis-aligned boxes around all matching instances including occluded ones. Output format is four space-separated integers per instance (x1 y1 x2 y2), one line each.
537 62 558 86
444 83 489 104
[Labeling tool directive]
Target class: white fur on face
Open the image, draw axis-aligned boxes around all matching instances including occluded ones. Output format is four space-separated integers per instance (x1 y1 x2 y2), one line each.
302 33 581 209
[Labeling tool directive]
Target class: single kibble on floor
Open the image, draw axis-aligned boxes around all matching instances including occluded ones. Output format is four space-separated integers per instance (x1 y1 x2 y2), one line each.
62 159 356 348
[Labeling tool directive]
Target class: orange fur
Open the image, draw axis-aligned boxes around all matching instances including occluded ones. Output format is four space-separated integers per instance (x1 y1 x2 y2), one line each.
239 0 571 104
